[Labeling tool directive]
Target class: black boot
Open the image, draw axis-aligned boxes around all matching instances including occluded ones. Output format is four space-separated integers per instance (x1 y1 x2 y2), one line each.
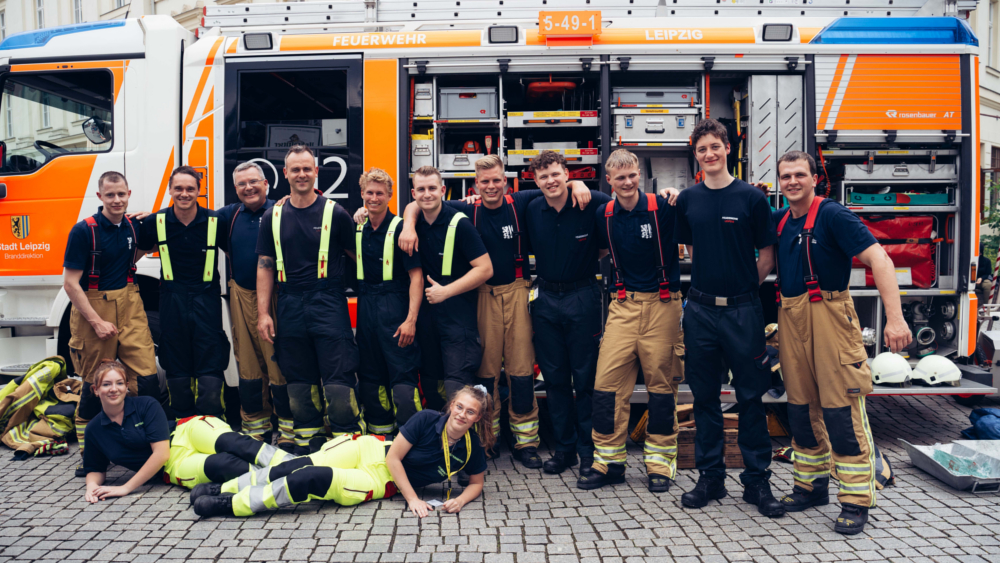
579 455 594 473
681 474 727 508
648 474 671 493
542 451 578 474
457 470 470 487
576 464 625 490
193 493 234 518
75 464 88 478
835 504 869 535
780 485 829 512
190 483 223 505
512 447 543 469
742 479 786 518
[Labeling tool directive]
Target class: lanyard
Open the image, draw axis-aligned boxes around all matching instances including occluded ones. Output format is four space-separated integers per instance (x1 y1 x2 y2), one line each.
441 428 471 500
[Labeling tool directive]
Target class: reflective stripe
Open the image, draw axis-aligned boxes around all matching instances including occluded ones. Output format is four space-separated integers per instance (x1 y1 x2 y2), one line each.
355 222 365 280
839 482 874 493
204 217 218 282
382 216 403 281
514 433 537 445
643 454 677 476
836 462 872 474
237 472 253 491
318 200 335 279
511 420 539 432
272 477 294 508
367 422 397 434
595 445 627 455
255 443 281 466
272 204 286 282
248 485 267 513
441 212 468 277
643 443 677 454
156 214 173 280
243 418 269 431
793 469 831 482
792 451 831 464
858 396 878 506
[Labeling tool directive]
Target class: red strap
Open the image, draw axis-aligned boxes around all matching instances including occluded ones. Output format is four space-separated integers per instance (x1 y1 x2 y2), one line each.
604 201 626 301
776 197 827 303
645 193 658 211
776 208 792 237
646 194 671 301
84 216 100 291
804 196 825 230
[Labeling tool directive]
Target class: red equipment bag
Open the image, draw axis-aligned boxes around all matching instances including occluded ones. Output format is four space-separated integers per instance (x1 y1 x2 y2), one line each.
851 215 940 289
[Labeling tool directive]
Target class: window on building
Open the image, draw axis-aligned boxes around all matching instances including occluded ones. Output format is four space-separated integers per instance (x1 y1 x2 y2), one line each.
5 95 12 139
1 11 6 40
41 95 50 128
992 2 997 67
36 0 45 29
116 0 127 8
74 0 84 24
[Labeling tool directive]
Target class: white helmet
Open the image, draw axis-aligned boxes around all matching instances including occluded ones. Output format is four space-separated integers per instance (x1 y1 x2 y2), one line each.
912 355 962 386
871 352 912 386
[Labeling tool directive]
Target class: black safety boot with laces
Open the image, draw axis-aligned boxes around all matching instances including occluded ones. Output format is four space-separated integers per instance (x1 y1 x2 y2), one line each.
190 483 223 505
542 451 578 474
512 446 543 469
648 474 671 493
75 464 88 478
681 474 727 508
576 464 625 490
780 485 829 512
743 479 786 517
835 503 869 535
193 493 234 518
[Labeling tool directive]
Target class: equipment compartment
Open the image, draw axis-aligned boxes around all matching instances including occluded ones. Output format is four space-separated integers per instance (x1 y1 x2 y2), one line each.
507 148 600 166
507 110 599 128
612 86 699 107
613 108 699 144
439 153 484 171
438 87 498 119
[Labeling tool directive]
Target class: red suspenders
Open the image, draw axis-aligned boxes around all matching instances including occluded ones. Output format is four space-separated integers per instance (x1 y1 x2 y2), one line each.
473 194 528 279
775 195 826 305
604 193 672 303
83 214 138 291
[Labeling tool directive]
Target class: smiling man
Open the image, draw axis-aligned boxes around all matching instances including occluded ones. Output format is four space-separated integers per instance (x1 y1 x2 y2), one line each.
674 119 782 517
216 162 287 446
138 166 231 423
63 171 160 476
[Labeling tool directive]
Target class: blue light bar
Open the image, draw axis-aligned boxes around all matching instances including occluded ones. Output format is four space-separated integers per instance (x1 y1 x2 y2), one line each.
0 21 127 51
810 17 978 46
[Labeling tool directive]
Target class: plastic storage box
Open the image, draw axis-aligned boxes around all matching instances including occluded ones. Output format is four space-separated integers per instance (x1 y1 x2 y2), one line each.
438 87 498 119
613 108 698 143
612 86 699 106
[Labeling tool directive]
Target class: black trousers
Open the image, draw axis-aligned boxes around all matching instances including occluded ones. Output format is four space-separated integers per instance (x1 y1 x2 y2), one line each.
159 284 230 420
531 281 603 457
416 295 480 411
275 279 361 440
357 284 421 432
683 297 773 483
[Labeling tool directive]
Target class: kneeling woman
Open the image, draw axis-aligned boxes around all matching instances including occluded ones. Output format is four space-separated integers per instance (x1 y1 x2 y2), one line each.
190 385 493 518
83 360 291 503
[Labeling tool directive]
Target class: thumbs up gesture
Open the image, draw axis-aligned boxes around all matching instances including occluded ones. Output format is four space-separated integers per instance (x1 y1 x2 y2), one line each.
425 275 451 304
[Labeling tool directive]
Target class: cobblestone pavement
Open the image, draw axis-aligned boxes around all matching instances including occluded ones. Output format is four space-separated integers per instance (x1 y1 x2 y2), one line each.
2 395 1000 563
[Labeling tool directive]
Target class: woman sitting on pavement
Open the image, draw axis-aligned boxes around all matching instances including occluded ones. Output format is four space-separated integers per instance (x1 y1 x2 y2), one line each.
82 359 292 503
190 384 493 518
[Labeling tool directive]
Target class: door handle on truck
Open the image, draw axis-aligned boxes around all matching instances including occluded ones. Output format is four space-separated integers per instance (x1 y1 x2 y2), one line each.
0 183 6 199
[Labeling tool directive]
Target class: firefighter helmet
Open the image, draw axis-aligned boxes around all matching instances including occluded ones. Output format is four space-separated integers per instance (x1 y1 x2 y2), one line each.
871 352 912 386
912 355 962 387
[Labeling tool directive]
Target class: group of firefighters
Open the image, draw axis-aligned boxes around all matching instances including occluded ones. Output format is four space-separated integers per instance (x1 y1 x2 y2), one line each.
63 118 910 534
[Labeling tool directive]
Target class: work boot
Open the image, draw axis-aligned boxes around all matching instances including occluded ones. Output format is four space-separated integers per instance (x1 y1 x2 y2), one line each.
542 451 578 474
780 485 829 512
512 447 543 469
742 479 786 518
579 455 594 473
681 474 727 508
193 493 235 518
576 464 625 490
835 504 869 535
457 470 470 487
190 483 223 505
648 474 671 493
75 464 87 478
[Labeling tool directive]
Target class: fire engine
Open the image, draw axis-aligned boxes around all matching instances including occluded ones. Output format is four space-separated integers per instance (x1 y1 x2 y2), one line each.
0 0 995 403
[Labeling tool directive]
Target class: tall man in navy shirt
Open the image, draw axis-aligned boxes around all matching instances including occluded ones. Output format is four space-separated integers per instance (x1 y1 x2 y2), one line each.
256 145 361 455
771 151 907 534
63 171 159 474
524 150 612 475
674 119 782 517
353 167 424 435
138 166 231 423
577 149 683 493
217 162 287 445
408 166 493 410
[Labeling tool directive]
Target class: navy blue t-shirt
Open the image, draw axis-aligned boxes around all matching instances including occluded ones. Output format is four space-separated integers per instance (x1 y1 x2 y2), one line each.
217 200 274 290
63 209 139 293
596 194 680 293
772 201 877 297
137 206 229 291
255 197 356 290
357 212 423 285
82 396 171 474
415 205 489 307
446 190 542 286
674 180 777 297
525 190 612 284
398 410 488 489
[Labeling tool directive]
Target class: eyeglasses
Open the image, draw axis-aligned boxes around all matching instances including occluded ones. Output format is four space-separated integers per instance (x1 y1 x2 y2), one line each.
235 179 263 188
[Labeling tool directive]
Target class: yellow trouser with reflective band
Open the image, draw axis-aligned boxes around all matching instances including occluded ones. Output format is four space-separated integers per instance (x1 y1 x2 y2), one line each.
162 416 292 489
228 435 393 516
591 292 682 477
779 290 894 507
476 280 540 450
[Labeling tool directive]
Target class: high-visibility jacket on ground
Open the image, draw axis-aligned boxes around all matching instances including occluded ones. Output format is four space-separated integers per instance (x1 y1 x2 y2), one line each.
0 356 80 457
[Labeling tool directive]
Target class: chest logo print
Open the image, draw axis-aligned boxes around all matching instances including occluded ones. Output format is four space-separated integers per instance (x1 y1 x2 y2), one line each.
640 224 653 239
502 225 514 240
722 216 738 224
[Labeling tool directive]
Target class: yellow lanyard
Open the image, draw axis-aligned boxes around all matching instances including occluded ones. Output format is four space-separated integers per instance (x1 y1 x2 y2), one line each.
441 428 471 499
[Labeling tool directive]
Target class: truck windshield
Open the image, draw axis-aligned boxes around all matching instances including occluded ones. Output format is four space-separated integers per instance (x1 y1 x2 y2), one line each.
0 69 114 174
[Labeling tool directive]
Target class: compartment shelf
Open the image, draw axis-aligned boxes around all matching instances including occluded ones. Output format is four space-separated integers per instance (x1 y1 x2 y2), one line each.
846 205 959 213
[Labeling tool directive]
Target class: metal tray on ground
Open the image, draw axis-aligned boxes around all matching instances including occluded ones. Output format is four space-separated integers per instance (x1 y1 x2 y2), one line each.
900 439 1000 493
